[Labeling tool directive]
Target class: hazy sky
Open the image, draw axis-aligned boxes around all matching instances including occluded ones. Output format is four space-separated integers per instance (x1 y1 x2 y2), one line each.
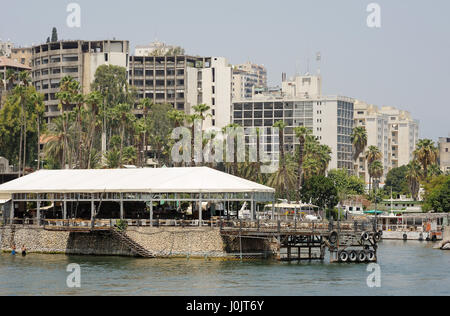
1 0 449 140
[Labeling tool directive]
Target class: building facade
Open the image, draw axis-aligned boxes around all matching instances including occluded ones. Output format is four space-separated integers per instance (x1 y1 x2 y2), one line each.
0 40 13 57
10 47 32 67
354 101 420 183
31 40 129 120
281 74 322 99
129 55 232 129
234 62 267 89
0 56 32 101
232 95 354 172
232 68 259 100
438 137 450 173
134 41 184 57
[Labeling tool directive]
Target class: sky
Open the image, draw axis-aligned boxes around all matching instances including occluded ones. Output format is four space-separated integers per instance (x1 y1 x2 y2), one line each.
1 0 449 140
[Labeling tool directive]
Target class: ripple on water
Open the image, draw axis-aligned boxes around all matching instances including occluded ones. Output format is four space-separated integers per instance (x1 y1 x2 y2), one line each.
0 240 449 296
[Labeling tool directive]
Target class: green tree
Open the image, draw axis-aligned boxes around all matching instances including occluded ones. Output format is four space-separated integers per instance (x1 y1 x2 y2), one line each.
365 145 382 191
300 175 339 210
414 139 438 181
383 165 409 197
405 161 421 201
351 126 368 168
328 169 365 197
422 175 450 212
51 27 58 42
368 160 384 191
0 85 43 171
294 126 312 197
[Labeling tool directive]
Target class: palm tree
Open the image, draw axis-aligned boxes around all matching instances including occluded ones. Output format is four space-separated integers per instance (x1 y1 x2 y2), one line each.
405 161 421 201
302 135 332 179
351 126 368 173
294 126 311 196
18 71 31 87
85 91 102 169
187 114 202 166
113 103 133 166
365 146 382 166
267 155 297 200
5 69 17 90
365 146 382 191
138 98 153 165
427 164 443 178
30 92 45 170
414 139 438 180
272 120 288 198
168 109 186 128
13 85 26 177
222 123 241 175
122 146 137 165
43 116 65 168
368 160 383 192
56 76 81 169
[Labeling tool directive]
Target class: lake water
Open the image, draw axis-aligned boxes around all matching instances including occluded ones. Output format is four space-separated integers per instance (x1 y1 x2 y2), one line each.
0 240 449 296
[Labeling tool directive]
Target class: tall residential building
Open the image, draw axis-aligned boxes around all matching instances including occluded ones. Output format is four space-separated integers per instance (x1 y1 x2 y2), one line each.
129 55 232 129
354 101 420 183
234 62 267 89
11 47 32 67
0 40 13 57
438 137 450 173
232 68 259 100
232 75 354 172
32 40 129 120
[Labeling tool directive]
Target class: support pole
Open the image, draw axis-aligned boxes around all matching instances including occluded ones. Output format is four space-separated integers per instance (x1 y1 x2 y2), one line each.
10 199 14 224
120 193 124 220
63 194 67 220
150 196 153 227
91 196 95 223
199 194 203 227
251 194 255 220
271 198 275 221
37 199 41 225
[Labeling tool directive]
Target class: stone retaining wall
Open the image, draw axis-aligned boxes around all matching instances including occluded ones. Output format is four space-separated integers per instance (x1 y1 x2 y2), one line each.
0 225 134 256
0 225 277 258
126 226 277 258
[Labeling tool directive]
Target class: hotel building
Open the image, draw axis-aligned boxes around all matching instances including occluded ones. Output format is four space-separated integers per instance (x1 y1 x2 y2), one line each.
31 40 129 121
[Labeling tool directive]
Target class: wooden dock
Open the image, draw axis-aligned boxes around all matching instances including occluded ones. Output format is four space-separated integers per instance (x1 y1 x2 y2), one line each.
23 218 381 263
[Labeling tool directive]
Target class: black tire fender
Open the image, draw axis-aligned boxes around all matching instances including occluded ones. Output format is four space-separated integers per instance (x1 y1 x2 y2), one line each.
349 250 358 262
339 251 349 262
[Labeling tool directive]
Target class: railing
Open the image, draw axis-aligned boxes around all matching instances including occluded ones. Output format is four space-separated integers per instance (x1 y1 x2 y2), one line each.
2 218 375 233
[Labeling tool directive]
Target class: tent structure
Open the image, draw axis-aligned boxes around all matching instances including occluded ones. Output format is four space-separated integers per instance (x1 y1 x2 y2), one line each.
0 167 275 225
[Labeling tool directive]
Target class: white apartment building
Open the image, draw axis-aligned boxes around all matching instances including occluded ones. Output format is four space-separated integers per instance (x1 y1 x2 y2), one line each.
232 69 259 100
32 40 129 119
354 101 420 183
438 137 450 174
234 62 267 89
281 74 322 99
187 57 232 129
129 55 232 130
232 74 354 172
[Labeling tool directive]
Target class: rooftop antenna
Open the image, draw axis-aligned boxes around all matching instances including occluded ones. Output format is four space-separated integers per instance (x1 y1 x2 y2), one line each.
316 52 322 75
306 57 310 75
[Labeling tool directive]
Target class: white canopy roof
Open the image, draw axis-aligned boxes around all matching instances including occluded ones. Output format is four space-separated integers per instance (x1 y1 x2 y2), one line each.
0 167 275 194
